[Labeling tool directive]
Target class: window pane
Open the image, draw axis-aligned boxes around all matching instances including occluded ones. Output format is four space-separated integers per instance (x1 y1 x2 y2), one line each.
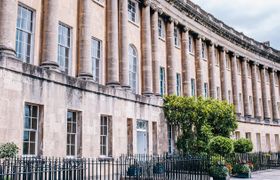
23 131 29 141
29 143 36 155
25 105 31 117
24 117 30 129
23 143 29 155
31 118 37 130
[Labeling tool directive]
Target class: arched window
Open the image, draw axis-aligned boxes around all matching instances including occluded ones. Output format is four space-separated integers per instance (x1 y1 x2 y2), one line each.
129 45 138 93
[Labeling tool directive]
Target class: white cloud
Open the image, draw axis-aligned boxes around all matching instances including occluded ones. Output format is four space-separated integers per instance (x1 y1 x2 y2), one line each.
191 0 280 49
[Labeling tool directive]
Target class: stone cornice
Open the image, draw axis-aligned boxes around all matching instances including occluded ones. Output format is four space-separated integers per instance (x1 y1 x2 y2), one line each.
164 0 280 63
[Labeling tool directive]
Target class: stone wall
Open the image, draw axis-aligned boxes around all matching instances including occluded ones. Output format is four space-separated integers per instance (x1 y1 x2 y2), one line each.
0 56 167 157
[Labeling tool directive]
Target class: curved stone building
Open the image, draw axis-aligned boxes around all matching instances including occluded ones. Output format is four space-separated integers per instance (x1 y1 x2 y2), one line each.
0 0 279 157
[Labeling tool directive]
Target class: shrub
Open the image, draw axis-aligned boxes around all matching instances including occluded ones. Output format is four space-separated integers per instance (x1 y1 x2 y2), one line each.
232 163 250 174
233 138 253 153
209 136 233 157
0 142 19 158
209 165 229 178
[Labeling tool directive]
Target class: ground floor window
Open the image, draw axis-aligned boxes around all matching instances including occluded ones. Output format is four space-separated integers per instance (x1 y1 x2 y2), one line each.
137 120 148 154
256 133 262 152
67 111 78 156
100 115 112 156
167 124 174 154
23 104 39 156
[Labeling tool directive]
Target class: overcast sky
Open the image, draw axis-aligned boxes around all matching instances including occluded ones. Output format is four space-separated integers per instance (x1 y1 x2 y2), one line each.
191 0 280 50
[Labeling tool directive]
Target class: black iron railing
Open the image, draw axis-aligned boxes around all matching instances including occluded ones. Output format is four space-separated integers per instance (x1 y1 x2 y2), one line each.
0 155 210 180
1 153 280 180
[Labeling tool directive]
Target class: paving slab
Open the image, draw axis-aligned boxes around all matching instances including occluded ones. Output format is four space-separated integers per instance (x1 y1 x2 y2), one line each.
231 169 280 180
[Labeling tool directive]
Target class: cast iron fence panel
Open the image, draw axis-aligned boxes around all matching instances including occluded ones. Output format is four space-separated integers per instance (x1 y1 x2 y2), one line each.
1 153 280 180
0 155 210 180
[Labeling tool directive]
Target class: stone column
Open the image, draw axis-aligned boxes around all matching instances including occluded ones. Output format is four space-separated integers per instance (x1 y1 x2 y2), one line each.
270 69 279 121
241 58 250 117
166 17 176 95
252 62 261 119
0 0 17 56
78 0 93 79
208 42 216 98
151 6 160 96
181 27 190 96
106 0 120 86
119 0 129 88
231 53 240 114
195 35 203 96
220 47 228 101
141 1 153 95
41 0 59 69
261 66 270 121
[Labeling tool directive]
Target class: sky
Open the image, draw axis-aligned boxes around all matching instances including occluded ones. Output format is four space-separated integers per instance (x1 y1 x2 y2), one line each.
191 0 280 50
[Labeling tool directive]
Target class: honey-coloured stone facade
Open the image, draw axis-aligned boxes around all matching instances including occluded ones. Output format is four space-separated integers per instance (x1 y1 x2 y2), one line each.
0 0 280 156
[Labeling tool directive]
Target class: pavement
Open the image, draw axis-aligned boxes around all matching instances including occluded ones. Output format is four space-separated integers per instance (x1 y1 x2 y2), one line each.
231 169 280 180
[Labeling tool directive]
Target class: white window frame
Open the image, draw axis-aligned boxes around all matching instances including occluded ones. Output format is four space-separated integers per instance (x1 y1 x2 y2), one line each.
228 90 232 103
16 4 35 64
201 42 207 60
100 115 110 156
128 0 138 24
92 37 102 83
66 111 77 157
167 124 174 154
129 45 138 93
158 17 165 40
204 83 208 97
174 27 180 47
176 73 181 96
216 49 220 66
160 67 166 96
23 104 39 156
217 87 220 99
237 60 241 75
191 78 196 96
58 23 72 74
189 36 194 54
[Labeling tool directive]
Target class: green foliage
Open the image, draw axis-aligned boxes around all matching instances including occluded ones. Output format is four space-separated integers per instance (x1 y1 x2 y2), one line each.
164 95 238 154
209 136 233 157
233 138 253 153
0 142 19 158
209 165 229 178
232 163 250 174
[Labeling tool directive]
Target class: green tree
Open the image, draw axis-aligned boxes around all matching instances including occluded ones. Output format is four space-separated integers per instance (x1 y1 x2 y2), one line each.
163 95 238 155
233 138 253 153
0 142 19 158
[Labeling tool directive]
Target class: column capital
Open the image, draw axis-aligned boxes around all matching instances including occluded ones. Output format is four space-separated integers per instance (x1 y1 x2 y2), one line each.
208 40 216 46
252 61 259 66
261 65 268 70
182 26 189 32
143 0 151 7
196 34 204 40
150 3 157 11
231 52 236 57
167 16 174 23
158 8 163 15
174 19 179 25
235 53 240 58
269 67 277 72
